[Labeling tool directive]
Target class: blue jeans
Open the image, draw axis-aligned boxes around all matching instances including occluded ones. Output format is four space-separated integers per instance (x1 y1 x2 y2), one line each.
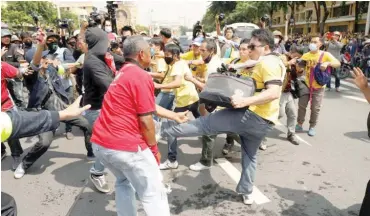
327 68 340 89
155 92 175 110
92 143 170 216
84 109 105 176
161 108 273 195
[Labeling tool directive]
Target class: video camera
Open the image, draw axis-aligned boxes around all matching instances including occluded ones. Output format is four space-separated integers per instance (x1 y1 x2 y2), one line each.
218 13 225 22
88 7 106 27
260 14 270 26
57 18 73 29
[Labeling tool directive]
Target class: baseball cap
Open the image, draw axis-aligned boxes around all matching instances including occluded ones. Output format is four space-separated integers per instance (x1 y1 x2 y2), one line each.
46 32 60 40
192 37 204 46
273 30 283 38
1 29 11 37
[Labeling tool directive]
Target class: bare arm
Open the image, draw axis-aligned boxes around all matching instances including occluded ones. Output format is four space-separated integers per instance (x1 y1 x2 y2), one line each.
156 75 182 89
215 15 222 36
148 72 165 79
139 115 157 147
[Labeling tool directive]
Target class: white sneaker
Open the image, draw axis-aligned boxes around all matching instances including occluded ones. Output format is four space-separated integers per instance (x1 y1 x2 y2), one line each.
159 160 179 170
14 162 25 179
242 194 254 205
189 162 210 171
90 174 110 193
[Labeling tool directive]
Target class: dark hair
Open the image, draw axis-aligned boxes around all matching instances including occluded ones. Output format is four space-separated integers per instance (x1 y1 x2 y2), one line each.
160 28 172 39
240 38 250 46
202 39 217 54
251 29 274 50
224 27 234 35
102 19 111 28
20 32 31 40
150 37 164 51
121 26 133 35
311 35 324 44
164 43 180 57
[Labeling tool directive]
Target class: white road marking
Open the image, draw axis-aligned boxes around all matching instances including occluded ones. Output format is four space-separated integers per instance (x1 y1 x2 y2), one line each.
215 158 271 205
342 95 367 103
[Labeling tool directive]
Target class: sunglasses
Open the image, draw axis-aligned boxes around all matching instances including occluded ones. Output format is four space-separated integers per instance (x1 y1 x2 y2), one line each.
247 44 265 50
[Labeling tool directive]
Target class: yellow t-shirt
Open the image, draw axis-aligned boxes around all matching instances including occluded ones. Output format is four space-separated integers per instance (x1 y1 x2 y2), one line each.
301 51 338 89
151 55 167 73
248 55 284 123
1 112 13 142
170 60 199 108
181 51 207 80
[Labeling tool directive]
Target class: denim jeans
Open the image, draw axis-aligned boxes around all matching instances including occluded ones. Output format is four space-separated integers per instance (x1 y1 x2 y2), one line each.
167 101 200 162
1 192 17 216
92 143 170 216
84 109 105 176
326 68 340 89
155 92 175 110
161 108 273 195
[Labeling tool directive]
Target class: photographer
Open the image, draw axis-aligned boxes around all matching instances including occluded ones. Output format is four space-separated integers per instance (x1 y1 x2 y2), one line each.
103 19 117 41
325 31 343 92
215 15 238 58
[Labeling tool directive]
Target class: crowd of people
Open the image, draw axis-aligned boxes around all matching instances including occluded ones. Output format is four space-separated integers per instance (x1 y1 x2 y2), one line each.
1 14 370 216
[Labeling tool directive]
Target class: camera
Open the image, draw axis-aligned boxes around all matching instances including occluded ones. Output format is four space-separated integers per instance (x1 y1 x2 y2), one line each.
30 12 40 25
218 13 225 22
57 18 72 29
260 14 270 23
193 21 204 40
88 7 104 27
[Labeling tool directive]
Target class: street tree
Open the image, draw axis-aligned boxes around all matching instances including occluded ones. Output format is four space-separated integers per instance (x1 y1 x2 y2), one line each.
1 6 32 30
313 1 330 36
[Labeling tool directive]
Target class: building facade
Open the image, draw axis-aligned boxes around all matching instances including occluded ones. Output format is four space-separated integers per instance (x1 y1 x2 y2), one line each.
271 1 368 35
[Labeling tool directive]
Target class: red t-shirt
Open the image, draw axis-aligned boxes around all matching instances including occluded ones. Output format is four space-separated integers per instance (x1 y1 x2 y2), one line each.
1 62 18 111
91 63 156 152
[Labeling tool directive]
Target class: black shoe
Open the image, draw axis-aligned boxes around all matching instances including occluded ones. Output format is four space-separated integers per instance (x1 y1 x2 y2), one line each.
1 151 6 160
222 143 234 155
87 151 95 161
288 134 300 145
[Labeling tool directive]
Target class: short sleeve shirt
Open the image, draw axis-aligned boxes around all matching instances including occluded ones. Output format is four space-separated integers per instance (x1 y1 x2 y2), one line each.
91 63 156 152
301 51 338 89
249 55 284 123
1 62 18 111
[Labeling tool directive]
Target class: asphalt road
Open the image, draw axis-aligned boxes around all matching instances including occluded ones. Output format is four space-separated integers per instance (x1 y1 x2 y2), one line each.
2 78 369 216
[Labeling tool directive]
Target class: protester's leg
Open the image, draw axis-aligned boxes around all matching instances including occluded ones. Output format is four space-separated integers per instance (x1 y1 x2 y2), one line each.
286 94 298 136
1 192 17 216
1 143 6 158
65 86 74 140
62 116 93 156
334 69 341 89
297 94 309 128
7 139 23 158
326 76 332 89
309 88 325 129
199 135 216 167
94 144 170 216
84 110 109 193
367 111 370 138
189 101 201 118
236 116 273 204
161 108 247 139
359 179 370 216
279 93 288 120
22 131 54 170
7 78 26 109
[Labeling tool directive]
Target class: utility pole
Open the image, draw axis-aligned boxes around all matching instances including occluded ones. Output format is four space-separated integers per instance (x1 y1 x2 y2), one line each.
365 4 370 35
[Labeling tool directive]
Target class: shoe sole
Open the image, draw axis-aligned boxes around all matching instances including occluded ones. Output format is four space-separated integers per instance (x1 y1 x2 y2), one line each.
89 176 111 193
159 166 179 170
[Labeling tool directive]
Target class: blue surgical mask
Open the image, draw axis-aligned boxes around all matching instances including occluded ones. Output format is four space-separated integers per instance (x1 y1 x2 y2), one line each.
309 43 318 52
150 47 155 57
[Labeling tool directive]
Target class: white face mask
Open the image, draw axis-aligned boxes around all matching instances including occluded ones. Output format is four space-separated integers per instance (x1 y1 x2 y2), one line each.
105 26 112 33
309 43 318 52
274 38 280 45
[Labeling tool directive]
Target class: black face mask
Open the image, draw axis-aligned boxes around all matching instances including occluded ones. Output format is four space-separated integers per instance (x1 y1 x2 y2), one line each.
47 42 58 52
203 54 212 64
164 56 173 65
24 40 33 48
122 36 127 43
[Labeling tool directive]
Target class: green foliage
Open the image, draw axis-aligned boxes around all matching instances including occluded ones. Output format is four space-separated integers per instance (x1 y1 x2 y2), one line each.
60 10 79 31
1 6 32 29
135 25 149 33
2 1 57 27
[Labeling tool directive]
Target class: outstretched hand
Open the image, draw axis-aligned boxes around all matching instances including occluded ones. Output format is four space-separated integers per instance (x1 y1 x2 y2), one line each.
174 111 189 123
59 96 91 120
351 67 368 91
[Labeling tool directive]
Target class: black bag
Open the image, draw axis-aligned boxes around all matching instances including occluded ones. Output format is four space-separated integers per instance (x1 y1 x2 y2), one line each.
294 79 309 98
199 72 256 109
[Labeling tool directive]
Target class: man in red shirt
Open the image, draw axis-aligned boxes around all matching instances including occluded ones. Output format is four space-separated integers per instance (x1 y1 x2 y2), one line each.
1 62 26 168
91 36 188 216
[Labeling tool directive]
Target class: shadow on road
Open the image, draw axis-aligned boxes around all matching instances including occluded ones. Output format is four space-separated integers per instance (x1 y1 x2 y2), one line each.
271 184 362 216
343 131 370 143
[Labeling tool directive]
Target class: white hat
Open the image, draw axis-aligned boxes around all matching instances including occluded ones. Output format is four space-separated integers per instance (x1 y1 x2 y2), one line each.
11 35 20 42
73 30 80 37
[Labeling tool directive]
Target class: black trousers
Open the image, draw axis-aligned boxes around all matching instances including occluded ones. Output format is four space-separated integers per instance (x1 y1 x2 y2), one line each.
360 179 370 216
367 111 370 137
174 101 201 118
21 115 93 170
1 192 17 216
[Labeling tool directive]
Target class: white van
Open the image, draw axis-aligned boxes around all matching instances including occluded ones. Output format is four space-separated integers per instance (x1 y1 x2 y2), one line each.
223 23 259 39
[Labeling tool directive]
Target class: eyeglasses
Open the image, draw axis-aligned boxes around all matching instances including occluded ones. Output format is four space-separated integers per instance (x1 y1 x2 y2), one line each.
247 44 265 51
